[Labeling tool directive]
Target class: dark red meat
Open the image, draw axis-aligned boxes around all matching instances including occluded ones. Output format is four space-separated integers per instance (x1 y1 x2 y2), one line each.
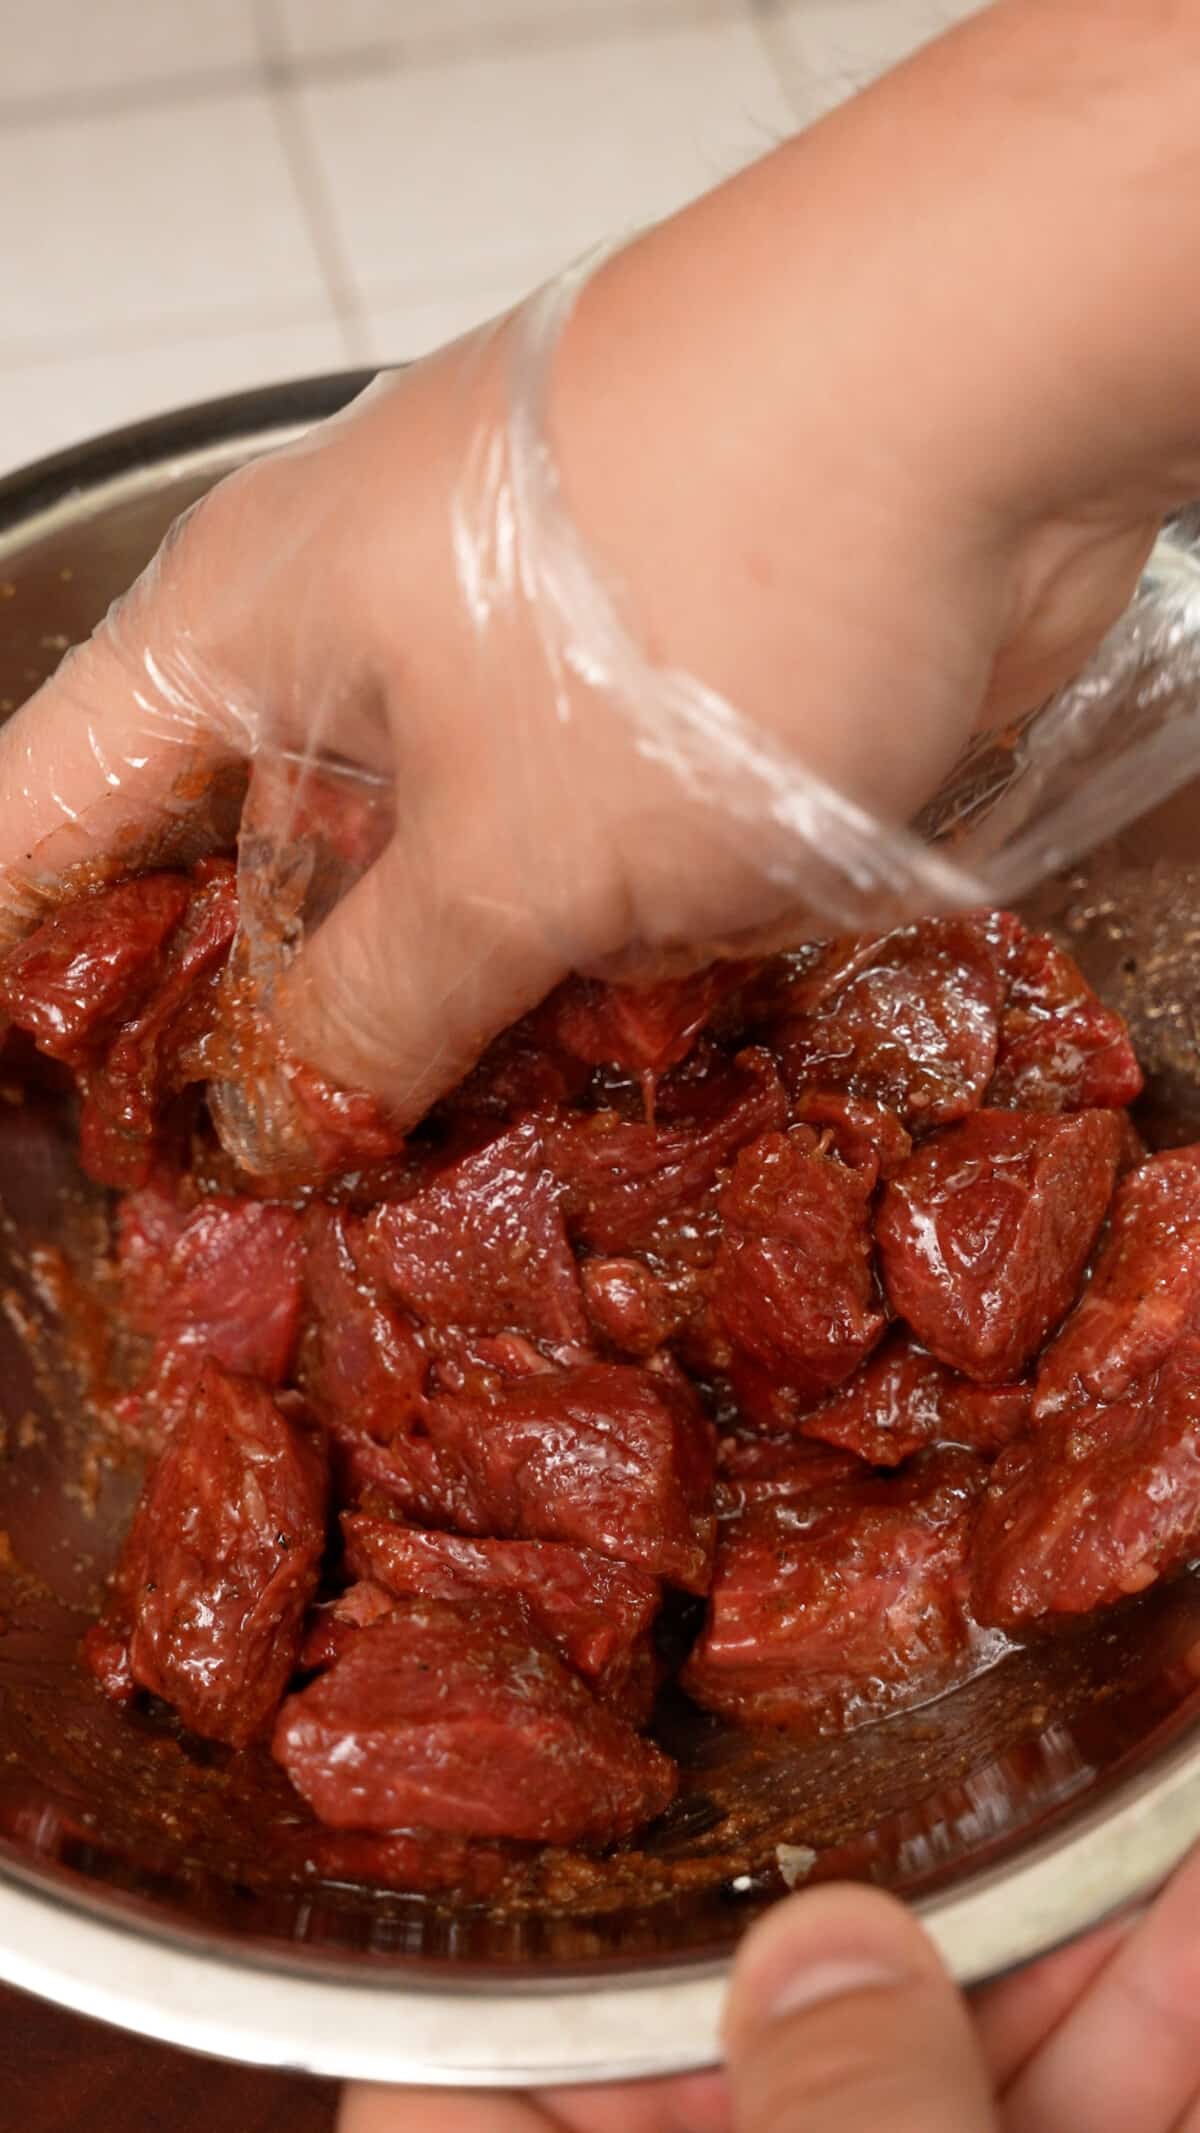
790 1089 913 1187
877 1109 1124 1382
302 1205 428 1439
545 1048 786 1254
974 1340 1200 1627
0 874 191 1062
714 1434 865 1519
762 913 1019 1131
117 1182 305 1443
683 1449 991 1730
712 1128 885 1403
79 858 238 1187
88 1364 328 1745
543 965 752 1076
273 1599 677 1843
580 1256 684 1357
417 1363 716 1593
990 931 1143 1114
342 1514 660 1714
300 1581 397 1670
363 1119 587 1351
448 1021 589 1119
20 868 1159 1859
801 1331 1032 1466
1035 1149 1200 1419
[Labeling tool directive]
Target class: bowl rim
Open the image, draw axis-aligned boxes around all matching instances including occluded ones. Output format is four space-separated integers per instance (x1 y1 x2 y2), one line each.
0 1708 1198 2085
3 378 1200 2084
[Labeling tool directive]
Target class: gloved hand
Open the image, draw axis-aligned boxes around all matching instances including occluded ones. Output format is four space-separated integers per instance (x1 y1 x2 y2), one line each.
0 0 1197 1167
339 1850 1200 2133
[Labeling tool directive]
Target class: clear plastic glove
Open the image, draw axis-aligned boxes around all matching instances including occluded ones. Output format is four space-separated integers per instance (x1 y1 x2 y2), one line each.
1 0 1199 1178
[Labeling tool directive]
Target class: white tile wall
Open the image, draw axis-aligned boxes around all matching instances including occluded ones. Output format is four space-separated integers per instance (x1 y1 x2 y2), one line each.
766 0 983 111
0 93 327 354
0 0 259 107
0 317 347 476
299 18 792 309
271 0 734 66
0 0 987 478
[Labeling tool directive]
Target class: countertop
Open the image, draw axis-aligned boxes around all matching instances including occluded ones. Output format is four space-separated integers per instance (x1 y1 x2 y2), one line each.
0 1980 338 2132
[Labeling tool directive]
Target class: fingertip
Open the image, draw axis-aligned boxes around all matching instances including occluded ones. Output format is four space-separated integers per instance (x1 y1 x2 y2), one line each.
722 1883 941 2054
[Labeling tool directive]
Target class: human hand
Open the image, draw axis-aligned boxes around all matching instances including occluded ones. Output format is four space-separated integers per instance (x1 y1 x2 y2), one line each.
2 0 1199 1151
337 1844 1200 2132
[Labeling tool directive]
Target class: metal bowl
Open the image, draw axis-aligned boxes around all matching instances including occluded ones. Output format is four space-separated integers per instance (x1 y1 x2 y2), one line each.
3 379 1200 2089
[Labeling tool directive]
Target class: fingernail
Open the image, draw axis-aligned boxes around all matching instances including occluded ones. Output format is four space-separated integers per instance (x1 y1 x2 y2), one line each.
764 1953 907 2021
723 1888 929 2054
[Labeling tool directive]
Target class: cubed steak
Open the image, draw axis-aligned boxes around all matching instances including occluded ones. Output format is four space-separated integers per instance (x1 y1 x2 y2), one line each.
789 1090 913 1189
363 1118 587 1351
117 1177 305 1442
79 857 239 1186
85 1363 328 1745
761 913 1019 1130
544 1048 786 1254
273 1598 677 1844
1034 1148 1200 1418
989 930 1144 1113
417 1362 717 1593
800 1331 1032 1466
712 1127 885 1404
974 1339 1200 1627
714 1435 865 1519
341 1514 660 1715
0 873 191 1062
876 1109 1124 1382
542 964 753 1076
682 1448 992 1731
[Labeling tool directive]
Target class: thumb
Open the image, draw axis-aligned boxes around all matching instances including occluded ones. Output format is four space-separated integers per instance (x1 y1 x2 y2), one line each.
723 1885 997 2133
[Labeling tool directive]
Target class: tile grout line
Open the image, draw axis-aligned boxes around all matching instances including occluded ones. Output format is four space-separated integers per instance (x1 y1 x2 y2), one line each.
746 0 808 124
0 0 750 135
0 301 354 375
749 0 862 128
254 0 369 368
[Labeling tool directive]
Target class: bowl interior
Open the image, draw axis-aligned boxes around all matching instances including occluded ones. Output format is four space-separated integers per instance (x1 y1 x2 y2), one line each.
2 389 1200 1987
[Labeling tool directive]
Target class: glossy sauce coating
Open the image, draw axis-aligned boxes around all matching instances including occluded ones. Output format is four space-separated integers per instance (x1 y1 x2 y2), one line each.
2 867 1193 1873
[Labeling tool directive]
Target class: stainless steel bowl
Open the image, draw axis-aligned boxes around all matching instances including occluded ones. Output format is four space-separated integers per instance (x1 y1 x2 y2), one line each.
3 379 1200 2088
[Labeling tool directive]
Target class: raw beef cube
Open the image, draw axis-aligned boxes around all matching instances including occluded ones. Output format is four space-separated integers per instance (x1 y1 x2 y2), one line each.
447 1020 588 1120
0 874 190 1062
714 1435 865 1518
80 859 238 1187
342 1514 660 1713
299 1207 482 1529
302 1205 429 1438
300 1581 397 1671
543 964 753 1076
877 1109 1123 1382
974 1339 1200 1627
363 1118 587 1350
580 1256 684 1357
764 913 1019 1130
790 1089 912 1187
712 1129 885 1402
423 1362 717 1592
990 931 1143 1113
545 1048 786 1254
682 1449 990 1730
801 1332 1033 1466
114 1168 190 1324
1034 1148 1200 1419
87 1364 328 1745
273 1598 677 1843
128 1192 305 1383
